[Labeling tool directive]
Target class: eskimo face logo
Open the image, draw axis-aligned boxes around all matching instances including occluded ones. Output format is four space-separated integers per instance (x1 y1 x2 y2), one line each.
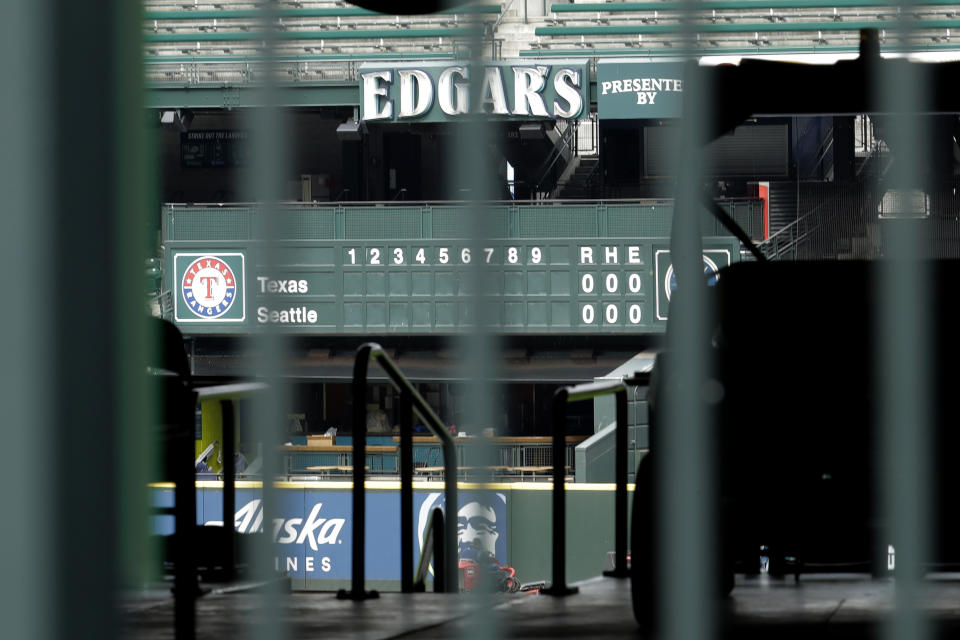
417 491 507 572
181 255 237 318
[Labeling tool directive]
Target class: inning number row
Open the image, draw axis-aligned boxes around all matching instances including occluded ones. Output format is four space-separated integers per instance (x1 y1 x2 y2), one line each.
345 246 547 266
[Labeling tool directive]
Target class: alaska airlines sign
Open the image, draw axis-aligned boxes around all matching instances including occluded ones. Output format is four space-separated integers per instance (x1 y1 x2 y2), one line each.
359 60 588 123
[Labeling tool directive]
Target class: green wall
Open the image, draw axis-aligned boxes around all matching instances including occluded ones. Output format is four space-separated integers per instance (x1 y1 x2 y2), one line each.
506 485 633 585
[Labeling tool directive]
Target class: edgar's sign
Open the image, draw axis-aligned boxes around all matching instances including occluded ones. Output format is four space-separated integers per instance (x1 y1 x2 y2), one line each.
174 252 246 323
360 60 588 123
597 61 685 119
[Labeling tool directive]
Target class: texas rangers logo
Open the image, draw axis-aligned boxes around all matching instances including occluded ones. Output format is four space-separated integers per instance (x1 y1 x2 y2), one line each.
181 256 237 318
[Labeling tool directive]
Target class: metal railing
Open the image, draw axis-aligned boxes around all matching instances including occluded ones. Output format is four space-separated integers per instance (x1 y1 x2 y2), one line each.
145 57 362 85
162 198 764 242
413 507 449 593
493 0 516 33
343 343 458 599
532 120 576 199
192 382 269 586
282 436 582 479
149 318 198 640
543 374 646 596
759 181 889 260
764 187 841 258
147 289 173 320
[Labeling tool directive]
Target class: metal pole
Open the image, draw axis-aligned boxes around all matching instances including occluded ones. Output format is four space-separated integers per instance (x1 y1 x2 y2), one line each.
432 509 446 593
340 344 377 599
173 384 197 640
400 388 414 593
440 438 458 593
874 19 931 640
604 388 630 578
369 345 458 593
221 400 236 581
542 388 577 596
660 51 716 640
1 4 54 639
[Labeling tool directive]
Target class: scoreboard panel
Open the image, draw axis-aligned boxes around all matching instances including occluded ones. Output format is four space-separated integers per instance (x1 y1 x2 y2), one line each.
166 237 739 334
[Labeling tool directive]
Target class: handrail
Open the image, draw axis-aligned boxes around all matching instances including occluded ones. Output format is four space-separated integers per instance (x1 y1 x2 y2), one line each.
550 0 960 11
757 176 890 260
759 196 834 259
543 374 647 595
413 507 448 592
518 42 960 58
759 186 828 252
533 121 576 198
535 19 960 37
493 0 515 33
809 125 835 179
194 382 270 584
144 6 502 21
339 342 458 600
145 27 484 43
703 193 767 262
162 197 686 207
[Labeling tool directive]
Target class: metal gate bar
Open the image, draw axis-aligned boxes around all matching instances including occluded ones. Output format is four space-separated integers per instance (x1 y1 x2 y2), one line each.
347 342 459 597
877 11 932 640
545 377 640 594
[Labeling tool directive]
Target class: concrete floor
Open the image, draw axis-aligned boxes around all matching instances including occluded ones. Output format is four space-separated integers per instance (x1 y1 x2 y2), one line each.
120 573 960 639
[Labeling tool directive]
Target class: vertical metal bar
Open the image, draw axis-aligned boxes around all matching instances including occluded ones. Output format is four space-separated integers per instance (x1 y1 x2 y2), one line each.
221 400 237 581
0 1 51 638
115 0 156 601
173 384 197 640
454 3 500 617
350 347 370 596
543 388 577 596
432 509 447 593
244 4 291 640
341 345 377 599
400 388 414 593
440 437 459 593
368 344 457 592
875 14 931 640
51 0 138 636
615 389 628 576
604 389 630 578
660 8 717 640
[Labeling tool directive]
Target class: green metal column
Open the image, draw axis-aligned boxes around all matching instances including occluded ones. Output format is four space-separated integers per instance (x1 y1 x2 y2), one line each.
245 3 292 640
1 2 53 640
660 9 719 640
875 17 933 640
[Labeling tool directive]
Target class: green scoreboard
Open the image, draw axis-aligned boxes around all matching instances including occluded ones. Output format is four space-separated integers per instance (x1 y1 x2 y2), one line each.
167 237 739 335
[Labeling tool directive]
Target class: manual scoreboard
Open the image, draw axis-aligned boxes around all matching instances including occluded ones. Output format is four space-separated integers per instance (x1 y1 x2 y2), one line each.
167 238 738 335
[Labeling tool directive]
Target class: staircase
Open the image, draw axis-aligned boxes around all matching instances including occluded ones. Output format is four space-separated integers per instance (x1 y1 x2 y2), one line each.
837 220 880 259
556 156 600 199
767 182 798 236
761 182 884 261
501 121 576 200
